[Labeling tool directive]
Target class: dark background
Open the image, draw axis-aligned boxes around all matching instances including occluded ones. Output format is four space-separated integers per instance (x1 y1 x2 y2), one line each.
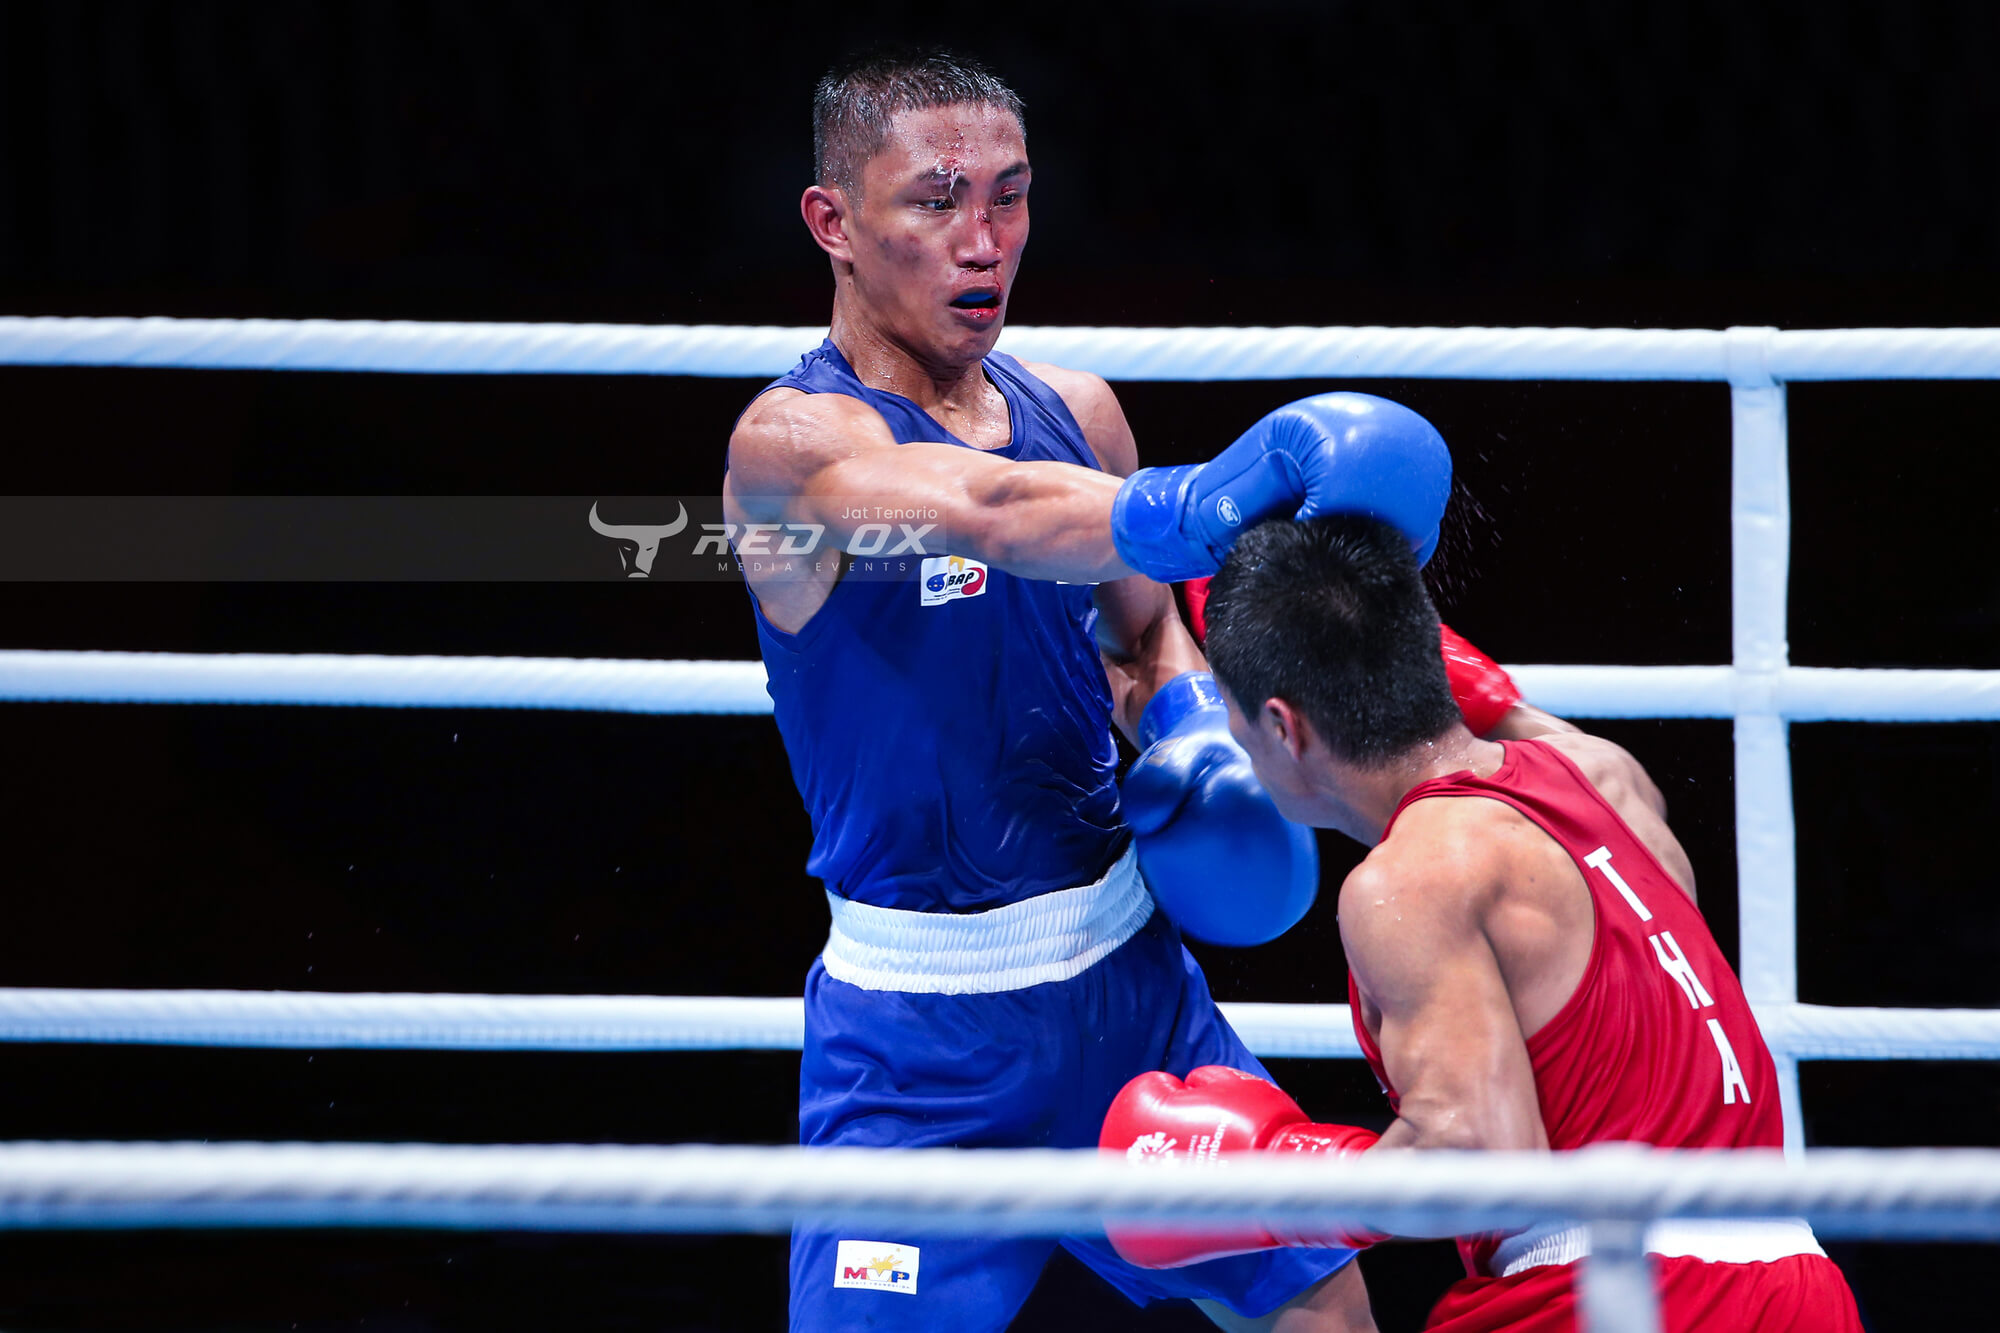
1 0 1996 1328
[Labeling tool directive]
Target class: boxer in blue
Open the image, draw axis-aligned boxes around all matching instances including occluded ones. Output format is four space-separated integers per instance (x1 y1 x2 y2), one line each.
725 49 1453 1332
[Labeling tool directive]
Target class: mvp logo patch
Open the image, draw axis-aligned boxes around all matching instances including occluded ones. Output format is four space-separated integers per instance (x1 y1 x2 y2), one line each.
833 1239 919 1295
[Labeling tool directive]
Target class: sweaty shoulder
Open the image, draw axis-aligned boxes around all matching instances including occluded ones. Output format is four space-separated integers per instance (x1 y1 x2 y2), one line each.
1347 766 1607 1051
1341 796 1522 934
727 387 898 519
1336 798 1530 1030
1016 359 1137 476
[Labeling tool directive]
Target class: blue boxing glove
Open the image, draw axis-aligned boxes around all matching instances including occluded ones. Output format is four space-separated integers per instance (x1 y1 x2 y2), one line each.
1111 392 1452 584
1122 671 1318 947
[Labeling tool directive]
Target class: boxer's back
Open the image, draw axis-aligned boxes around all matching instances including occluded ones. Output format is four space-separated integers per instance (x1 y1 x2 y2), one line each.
1436 740 1775 1145
1358 739 1782 1148
1353 738 1786 1280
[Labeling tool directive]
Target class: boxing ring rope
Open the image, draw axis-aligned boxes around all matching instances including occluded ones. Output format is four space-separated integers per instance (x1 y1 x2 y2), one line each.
0 1141 1996 1242
0 652 1996 722
0 990 1998 1063
0 1142 1992 1333
7 316 2000 380
5 317 1998 1330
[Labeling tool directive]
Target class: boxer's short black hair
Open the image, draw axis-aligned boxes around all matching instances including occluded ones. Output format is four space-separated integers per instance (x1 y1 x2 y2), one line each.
813 48 1024 200
1205 515 1461 767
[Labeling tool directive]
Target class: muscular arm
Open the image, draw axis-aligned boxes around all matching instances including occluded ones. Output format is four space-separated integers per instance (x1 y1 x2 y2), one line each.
1339 828 1548 1155
726 387 1134 583
1094 578 1207 744
1022 361 1208 744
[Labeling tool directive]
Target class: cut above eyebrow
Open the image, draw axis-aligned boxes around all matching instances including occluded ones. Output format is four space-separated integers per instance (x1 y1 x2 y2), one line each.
906 161 1032 189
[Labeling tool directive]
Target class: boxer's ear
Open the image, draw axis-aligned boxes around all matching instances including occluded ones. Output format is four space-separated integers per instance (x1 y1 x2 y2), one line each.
801 185 854 265
1260 697 1311 763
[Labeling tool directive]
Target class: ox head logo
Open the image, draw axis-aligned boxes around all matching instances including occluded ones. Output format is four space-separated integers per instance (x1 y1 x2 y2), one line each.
588 501 688 577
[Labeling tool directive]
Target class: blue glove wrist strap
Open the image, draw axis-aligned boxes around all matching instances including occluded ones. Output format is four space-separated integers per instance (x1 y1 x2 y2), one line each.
1111 442 1310 585
1138 670 1226 748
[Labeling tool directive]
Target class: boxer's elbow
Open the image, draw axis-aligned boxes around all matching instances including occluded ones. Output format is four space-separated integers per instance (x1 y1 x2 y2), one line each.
1395 1092 1546 1154
1395 1103 1490 1153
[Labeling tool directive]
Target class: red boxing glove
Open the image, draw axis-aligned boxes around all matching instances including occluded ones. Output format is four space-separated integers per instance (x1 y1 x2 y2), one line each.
1439 623 1522 736
1183 577 1213 645
1100 1066 1382 1268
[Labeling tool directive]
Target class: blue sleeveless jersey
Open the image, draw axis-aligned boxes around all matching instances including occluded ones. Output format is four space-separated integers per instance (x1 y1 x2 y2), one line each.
749 340 1126 912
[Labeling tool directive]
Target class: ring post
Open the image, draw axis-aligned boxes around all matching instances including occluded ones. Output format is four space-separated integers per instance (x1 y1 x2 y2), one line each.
1725 327 1805 1157
1579 1220 1661 1333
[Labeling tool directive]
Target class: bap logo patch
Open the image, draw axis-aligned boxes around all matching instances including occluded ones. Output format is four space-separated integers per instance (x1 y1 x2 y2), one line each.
833 1240 920 1295
920 555 988 606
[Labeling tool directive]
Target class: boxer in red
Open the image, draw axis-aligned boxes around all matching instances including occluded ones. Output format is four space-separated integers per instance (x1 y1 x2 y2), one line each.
1100 514 1863 1332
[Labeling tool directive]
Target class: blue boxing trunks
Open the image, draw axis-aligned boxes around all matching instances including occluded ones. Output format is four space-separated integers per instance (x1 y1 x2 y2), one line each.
788 847 1357 1331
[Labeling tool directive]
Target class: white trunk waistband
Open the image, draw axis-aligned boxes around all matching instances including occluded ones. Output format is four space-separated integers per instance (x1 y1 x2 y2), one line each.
820 844 1153 995
1492 1217 1827 1277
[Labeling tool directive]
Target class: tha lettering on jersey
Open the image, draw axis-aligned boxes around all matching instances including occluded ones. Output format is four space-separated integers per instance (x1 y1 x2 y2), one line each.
1583 846 1753 1106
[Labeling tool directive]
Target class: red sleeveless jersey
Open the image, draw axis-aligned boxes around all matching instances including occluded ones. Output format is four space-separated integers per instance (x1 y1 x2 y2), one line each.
1349 739 1783 1276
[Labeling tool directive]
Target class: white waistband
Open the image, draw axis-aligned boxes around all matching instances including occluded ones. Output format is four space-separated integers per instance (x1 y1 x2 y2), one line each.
820 844 1153 995
1492 1217 1826 1277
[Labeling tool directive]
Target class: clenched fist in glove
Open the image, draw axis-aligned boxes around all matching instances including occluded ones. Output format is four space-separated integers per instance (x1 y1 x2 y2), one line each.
1099 1065 1383 1268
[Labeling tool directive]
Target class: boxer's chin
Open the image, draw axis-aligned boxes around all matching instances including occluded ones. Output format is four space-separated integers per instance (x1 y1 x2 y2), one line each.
1263 774 1324 830
936 311 1004 363
1267 788 1311 827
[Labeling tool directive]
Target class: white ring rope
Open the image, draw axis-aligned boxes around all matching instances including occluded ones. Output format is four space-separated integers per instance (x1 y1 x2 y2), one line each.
1 652 1995 721
0 651 774 714
7 317 2000 381
0 990 808 1051
0 992 1993 1063
0 1141 1994 1241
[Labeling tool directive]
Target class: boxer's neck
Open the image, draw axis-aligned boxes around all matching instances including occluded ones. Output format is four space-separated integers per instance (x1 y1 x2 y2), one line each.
1330 726 1501 844
830 302 996 417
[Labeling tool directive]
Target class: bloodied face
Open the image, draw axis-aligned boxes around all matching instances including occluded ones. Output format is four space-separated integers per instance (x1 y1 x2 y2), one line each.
838 103 1030 363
